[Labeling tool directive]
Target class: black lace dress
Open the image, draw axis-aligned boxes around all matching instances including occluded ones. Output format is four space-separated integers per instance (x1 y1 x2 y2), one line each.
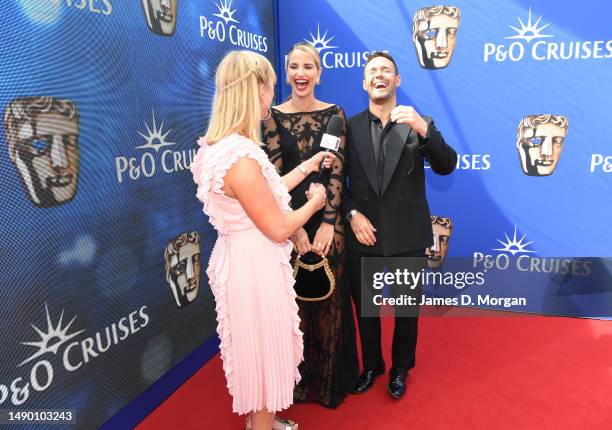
262 105 358 408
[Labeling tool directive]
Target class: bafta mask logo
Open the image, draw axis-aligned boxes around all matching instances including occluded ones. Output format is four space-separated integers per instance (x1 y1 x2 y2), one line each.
426 216 453 269
141 0 178 36
517 114 568 176
164 232 201 307
3 96 80 208
412 6 460 70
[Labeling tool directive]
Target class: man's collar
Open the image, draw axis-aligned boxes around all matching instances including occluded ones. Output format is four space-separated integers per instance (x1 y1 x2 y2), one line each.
368 107 396 127
367 109 380 123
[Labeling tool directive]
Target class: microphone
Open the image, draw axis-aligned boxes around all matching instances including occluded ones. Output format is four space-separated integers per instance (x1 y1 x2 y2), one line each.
318 114 343 181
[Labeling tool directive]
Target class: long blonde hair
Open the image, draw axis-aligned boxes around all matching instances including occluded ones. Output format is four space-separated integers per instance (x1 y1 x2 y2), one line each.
205 50 276 144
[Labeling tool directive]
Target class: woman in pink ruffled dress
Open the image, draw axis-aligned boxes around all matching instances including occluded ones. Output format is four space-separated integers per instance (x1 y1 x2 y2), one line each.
191 50 334 430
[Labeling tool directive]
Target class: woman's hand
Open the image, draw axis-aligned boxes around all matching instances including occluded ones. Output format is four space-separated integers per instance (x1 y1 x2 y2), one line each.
303 151 335 173
306 182 327 210
290 227 311 255
312 222 334 256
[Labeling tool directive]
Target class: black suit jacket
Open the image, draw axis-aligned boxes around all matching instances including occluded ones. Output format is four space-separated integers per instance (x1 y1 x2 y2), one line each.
343 109 457 256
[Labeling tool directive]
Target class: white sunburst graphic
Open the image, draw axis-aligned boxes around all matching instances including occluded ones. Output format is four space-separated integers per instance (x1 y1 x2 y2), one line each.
136 111 176 152
493 226 536 256
212 0 239 24
19 304 85 367
305 23 338 52
505 7 553 43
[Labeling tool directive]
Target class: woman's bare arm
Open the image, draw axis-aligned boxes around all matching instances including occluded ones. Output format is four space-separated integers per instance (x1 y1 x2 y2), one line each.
224 157 325 243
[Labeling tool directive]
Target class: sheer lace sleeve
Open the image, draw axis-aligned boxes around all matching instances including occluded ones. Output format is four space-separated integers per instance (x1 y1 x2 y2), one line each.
321 107 346 224
262 114 283 174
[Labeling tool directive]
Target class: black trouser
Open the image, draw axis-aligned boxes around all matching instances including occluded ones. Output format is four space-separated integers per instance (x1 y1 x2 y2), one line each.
348 249 425 375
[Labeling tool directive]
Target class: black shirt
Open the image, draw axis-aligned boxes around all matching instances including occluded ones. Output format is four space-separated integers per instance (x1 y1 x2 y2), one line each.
368 110 395 186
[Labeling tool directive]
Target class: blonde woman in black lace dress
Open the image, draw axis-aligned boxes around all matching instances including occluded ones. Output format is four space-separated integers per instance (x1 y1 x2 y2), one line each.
262 42 358 408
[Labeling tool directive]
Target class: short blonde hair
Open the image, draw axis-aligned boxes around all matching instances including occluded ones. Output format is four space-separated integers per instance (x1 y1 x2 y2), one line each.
287 42 322 72
205 50 276 144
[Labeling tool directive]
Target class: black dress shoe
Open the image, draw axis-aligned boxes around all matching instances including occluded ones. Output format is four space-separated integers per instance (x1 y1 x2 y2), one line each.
353 366 385 394
387 371 407 399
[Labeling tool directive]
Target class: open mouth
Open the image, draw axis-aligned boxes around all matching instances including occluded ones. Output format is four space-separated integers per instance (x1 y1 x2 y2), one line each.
294 79 309 91
47 174 73 188
536 159 554 166
373 81 389 90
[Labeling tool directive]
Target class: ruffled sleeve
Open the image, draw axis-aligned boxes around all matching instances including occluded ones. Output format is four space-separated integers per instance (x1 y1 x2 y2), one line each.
190 135 208 188
191 134 292 232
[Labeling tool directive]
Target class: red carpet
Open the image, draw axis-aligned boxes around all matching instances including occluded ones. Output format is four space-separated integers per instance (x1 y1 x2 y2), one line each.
137 311 612 429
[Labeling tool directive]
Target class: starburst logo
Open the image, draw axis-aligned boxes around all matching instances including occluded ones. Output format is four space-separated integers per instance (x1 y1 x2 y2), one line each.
305 23 338 52
212 0 239 25
19 304 85 367
136 111 176 153
505 7 553 43
493 226 535 256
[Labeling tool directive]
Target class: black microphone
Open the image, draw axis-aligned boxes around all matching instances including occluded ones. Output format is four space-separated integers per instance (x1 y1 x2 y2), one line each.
318 114 343 181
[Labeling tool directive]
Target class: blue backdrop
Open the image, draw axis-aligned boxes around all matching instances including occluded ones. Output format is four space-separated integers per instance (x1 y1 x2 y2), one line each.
1 1 611 428
0 1 274 428
277 0 612 318
277 0 611 258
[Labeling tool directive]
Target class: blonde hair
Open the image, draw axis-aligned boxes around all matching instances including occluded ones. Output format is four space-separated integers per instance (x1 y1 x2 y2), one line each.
205 50 276 144
287 42 322 72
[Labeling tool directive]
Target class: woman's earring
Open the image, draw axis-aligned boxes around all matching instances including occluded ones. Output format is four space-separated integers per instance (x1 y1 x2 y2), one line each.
262 105 272 121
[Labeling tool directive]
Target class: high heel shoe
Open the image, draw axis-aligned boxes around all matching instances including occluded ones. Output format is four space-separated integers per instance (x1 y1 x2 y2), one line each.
245 415 299 430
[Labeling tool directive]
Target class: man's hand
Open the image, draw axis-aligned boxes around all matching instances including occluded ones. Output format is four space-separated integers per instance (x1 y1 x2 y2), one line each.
350 212 377 246
391 105 428 138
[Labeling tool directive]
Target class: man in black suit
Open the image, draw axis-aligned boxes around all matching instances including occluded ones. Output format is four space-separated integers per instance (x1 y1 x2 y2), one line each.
343 52 456 399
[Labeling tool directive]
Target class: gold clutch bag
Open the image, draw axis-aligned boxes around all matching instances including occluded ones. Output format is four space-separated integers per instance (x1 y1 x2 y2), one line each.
292 252 335 301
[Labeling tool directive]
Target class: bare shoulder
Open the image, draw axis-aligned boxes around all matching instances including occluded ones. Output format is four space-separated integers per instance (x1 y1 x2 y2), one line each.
273 101 292 113
227 156 261 177
273 100 337 114
316 100 337 110
224 157 263 197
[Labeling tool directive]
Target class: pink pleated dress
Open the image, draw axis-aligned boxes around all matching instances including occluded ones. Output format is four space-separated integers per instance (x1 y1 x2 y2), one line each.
191 133 303 415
